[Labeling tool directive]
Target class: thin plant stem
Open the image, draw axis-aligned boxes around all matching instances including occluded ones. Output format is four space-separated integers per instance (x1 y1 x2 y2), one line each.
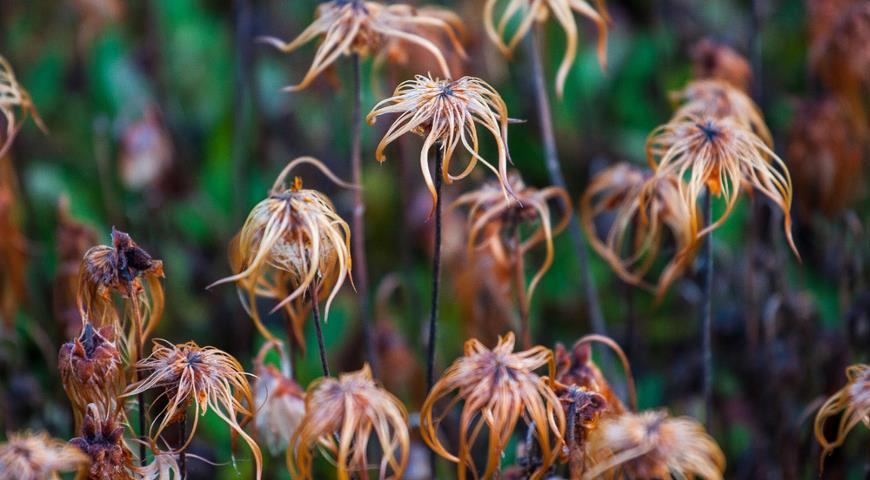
426 145 444 393
512 218 530 350
178 412 187 479
284 316 296 380
350 53 378 375
131 298 147 466
310 285 330 377
702 191 714 430
525 24 606 337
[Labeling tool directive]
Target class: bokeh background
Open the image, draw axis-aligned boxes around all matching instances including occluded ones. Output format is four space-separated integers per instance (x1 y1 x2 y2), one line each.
0 0 867 478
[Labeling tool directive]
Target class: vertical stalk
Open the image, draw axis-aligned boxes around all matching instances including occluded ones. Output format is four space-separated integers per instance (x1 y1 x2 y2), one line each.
702 191 714 429
512 219 530 349
310 285 330 377
426 145 444 393
525 25 606 336
350 54 377 375
131 300 147 466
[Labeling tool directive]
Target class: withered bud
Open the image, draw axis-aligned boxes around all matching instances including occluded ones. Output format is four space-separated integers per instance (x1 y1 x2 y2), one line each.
70 404 135 480
59 323 124 428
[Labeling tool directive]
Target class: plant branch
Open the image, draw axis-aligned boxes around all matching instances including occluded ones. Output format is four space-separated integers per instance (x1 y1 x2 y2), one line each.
311 285 330 377
525 24 606 337
351 53 377 375
426 145 444 394
702 191 714 430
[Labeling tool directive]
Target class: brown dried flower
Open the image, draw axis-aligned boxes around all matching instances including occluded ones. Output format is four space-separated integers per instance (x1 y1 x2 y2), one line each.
260 0 465 91
814 364 870 463
483 0 608 97
581 163 700 298
454 172 571 312
252 340 305 456
78 228 165 357
0 55 45 159
646 115 796 256
0 431 89 480
585 410 725 479
122 340 262 478
669 80 772 146
367 74 513 207
209 157 353 347
288 364 409 480
70 403 135 480
420 332 565 480
59 323 125 429
690 39 752 94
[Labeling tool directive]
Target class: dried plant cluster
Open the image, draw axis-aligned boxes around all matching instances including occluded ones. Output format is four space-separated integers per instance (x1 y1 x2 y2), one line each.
0 431 89 480
261 0 466 91
814 364 870 464
483 0 609 97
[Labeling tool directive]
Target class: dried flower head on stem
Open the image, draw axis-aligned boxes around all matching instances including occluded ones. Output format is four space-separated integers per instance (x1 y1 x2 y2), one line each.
0 55 45 159
260 0 466 91
70 403 135 480
421 332 565 480
454 172 571 312
288 364 409 480
646 115 797 256
208 157 354 347
78 228 165 356
670 80 772 146
122 340 262 479
0 431 89 480
581 163 700 298
59 323 125 429
585 410 725 480
368 74 513 208
814 364 870 465
483 0 609 97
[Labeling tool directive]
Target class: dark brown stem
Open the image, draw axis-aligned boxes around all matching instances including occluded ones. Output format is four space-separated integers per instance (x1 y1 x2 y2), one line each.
131 299 147 466
311 285 330 377
426 145 444 393
350 54 377 375
702 191 714 430
512 219 530 350
525 24 606 337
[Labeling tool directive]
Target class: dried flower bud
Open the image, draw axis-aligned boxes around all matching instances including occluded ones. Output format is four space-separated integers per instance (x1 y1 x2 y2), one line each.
59 323 125 428
69 403 135 480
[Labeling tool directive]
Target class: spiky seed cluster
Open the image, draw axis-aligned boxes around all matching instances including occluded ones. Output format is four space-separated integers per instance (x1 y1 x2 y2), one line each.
421 332 565 480
58 324 125 428
581 163 699 298
584 410 725 480
0 431 90 480
289 364 409 480
647 115 796 256
368 74 512 207
122 340 262 478
253 341 305 455
483 0 608 98
668 80 772 145
0 55 45 158
210 157 352 347
78 228 165 352
814 364 870 462
69 403 135 480
261 0 465 91
454 173 571 307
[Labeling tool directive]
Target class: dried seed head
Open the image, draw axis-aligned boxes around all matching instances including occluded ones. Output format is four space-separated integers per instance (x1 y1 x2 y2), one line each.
0 55 45 159
368 74 513 208
669 80 772 146
77 228 165 351
69 403 135 480
58 323 125 429
253 341 305 455
260 0 465 91
454 172 571 307
585 410 725 480
646 116 797 257
0 431 89 480
483 0 609 98
209 157 353 348
421 332 565 480
122 340 262 478
814 364 870 465
554 336 635 416
690 39 752 93
581 164 700 298
289 364 409 480
787 97 865 217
